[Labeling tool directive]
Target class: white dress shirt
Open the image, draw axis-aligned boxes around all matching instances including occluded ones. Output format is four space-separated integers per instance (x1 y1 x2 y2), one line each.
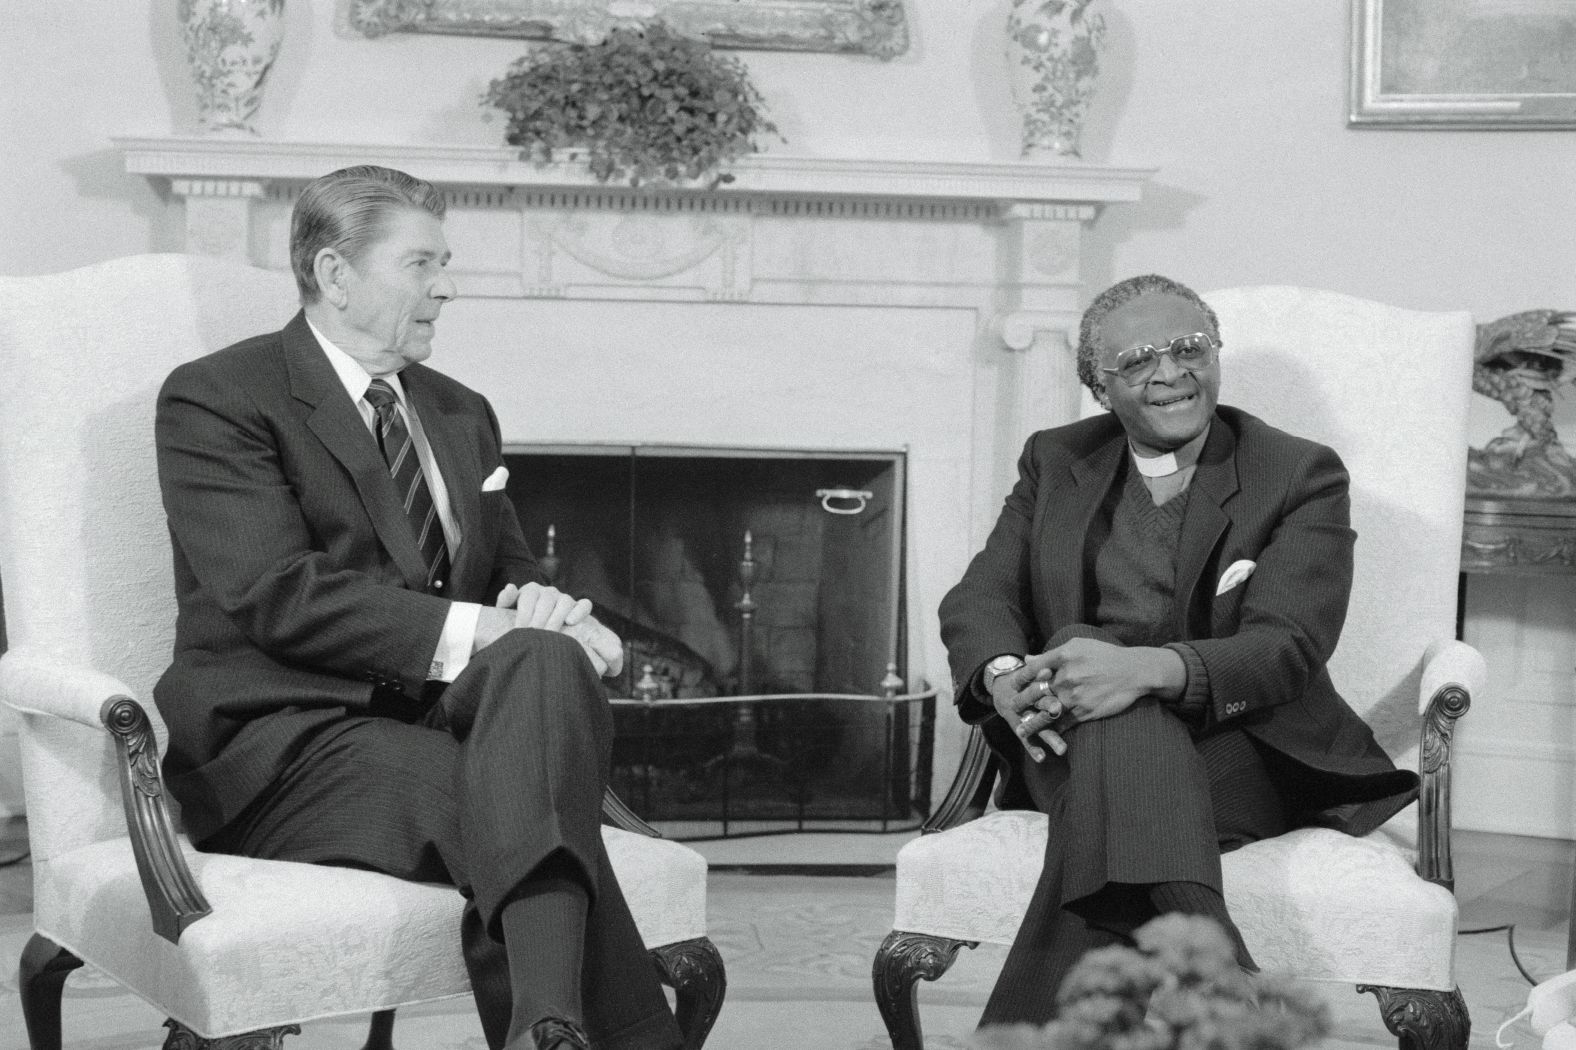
306 319 480 683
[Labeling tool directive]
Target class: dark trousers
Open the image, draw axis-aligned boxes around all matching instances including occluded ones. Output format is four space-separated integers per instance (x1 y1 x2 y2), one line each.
202 628 681 1050
979 625 1288 1028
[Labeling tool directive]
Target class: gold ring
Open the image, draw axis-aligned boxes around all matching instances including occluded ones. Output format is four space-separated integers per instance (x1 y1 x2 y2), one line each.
1040 680 1052 694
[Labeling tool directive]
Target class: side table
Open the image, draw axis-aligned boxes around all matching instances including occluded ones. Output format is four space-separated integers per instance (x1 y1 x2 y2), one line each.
1461 496 1576 576
1458 495 1576 966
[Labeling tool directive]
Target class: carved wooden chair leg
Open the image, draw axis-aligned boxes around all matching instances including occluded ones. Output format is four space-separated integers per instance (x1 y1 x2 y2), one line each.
651 937 727 1050
1358 985 1471 1050
161 1019 302 1049
872 930 976 1050
360 1009 396 1050
19 933 84 1050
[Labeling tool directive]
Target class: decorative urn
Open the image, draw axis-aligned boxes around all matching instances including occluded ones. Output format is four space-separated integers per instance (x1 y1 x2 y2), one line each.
1005 0 1109 158
177 0 287 135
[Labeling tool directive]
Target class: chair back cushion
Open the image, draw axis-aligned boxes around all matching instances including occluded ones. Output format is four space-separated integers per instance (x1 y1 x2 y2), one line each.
0 254 299 855
1204 286 1475 769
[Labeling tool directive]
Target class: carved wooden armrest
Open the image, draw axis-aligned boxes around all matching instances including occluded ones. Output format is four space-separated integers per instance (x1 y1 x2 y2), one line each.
921 724 998 834
1413 640 1485 890
99 696 212 944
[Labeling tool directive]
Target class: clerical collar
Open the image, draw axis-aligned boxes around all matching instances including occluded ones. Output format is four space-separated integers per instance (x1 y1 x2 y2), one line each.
1129 425 1210 478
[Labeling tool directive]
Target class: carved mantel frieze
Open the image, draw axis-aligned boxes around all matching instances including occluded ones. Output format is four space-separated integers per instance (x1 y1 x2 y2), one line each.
115 134 1148 325
116 134 1150 455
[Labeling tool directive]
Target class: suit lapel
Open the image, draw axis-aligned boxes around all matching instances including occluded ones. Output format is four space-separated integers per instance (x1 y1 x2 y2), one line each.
283 313 429 590
1041 428 1126 630
1173 417 1240 637
402 367 485 588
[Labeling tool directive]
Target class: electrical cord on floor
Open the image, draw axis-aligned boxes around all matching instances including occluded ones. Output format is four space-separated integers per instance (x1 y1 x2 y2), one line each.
1459 923 1540 985
0 848 28 868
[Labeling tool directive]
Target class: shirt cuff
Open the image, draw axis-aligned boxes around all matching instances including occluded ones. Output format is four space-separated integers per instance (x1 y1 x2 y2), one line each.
1162 642 1210 727
430 601 482 683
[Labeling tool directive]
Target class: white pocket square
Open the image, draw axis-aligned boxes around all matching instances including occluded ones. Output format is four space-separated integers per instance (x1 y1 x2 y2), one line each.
1215 559 1256 596
481 465 509 492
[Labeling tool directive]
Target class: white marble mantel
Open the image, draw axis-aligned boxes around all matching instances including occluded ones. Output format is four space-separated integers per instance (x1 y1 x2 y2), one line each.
114 136 1151 773
116 134 1152 429
116 136 1150 204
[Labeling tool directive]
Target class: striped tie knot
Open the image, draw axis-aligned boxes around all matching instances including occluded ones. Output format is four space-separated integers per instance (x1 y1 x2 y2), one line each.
364 378 449 594
365 379 401 455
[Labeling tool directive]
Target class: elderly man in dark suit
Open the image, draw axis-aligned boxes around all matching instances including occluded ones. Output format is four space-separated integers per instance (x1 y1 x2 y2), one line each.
154 165 680 1050
939 273 1418 1026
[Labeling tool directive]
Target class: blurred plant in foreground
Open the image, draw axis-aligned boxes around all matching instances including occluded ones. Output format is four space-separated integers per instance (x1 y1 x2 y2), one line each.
972 914 1331 1050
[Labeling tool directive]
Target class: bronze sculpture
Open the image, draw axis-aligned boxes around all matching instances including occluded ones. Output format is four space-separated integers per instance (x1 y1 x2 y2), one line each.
1469 309 1576 498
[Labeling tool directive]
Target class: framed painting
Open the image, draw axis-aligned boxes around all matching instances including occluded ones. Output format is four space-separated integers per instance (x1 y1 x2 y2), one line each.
1349 0 1576 128
349 0 910 58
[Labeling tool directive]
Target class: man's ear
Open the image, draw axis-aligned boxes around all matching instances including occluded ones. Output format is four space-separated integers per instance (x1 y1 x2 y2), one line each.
313 248 351 309
1093 380 1112 411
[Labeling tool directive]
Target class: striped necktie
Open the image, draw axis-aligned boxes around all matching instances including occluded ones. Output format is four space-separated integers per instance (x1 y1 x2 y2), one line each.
364 379 450 594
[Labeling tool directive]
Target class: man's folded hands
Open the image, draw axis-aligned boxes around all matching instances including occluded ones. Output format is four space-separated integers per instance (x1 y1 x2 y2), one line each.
494 581 624 678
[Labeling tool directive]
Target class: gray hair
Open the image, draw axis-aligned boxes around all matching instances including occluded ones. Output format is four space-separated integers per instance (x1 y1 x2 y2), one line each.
1075 274 1220 405
289 165 447 304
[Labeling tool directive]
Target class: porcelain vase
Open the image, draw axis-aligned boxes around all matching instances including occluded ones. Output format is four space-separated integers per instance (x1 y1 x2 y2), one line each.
1005 0 1108 159
178 0 287 135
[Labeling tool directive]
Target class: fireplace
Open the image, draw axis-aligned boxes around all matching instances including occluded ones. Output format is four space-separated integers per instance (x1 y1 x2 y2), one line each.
505 444 931 837
106 136 1152 826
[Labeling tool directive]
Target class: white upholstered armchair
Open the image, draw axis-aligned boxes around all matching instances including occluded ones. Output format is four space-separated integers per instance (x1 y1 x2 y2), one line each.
0 255 726 1050
873 287 1486 1050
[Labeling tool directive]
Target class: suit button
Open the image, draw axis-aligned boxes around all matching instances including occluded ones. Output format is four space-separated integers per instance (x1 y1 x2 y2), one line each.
434 579 444 590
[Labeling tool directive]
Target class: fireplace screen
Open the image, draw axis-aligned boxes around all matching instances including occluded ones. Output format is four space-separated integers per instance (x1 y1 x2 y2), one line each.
504 445 933 838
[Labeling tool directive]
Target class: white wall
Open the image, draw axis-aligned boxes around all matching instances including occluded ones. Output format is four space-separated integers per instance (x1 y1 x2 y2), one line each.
2 0 1573 831
5 2 1573 438
4 2 1572 305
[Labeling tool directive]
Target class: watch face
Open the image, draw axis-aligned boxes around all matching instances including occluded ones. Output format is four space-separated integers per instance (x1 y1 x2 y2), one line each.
986 656 1022 686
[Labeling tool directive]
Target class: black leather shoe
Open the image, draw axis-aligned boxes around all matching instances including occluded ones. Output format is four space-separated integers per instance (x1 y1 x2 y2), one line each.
526 1016 589 1050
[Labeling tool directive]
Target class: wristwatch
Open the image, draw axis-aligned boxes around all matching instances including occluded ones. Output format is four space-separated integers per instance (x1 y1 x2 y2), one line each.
981 654 1025 693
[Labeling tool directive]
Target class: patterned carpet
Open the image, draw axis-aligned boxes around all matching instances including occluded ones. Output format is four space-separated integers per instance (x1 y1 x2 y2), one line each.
0 873 1564 1049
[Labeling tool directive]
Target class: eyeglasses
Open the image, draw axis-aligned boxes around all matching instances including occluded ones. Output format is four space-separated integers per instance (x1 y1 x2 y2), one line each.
1099 333 1220 387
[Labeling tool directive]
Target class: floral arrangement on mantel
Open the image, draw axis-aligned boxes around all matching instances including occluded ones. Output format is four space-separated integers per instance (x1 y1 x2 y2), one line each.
972 916 1331 1050
483 22 779 188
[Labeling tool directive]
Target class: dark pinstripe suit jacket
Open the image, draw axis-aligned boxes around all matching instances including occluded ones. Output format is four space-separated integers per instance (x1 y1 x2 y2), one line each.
939 406 1416 835
154 311 541 840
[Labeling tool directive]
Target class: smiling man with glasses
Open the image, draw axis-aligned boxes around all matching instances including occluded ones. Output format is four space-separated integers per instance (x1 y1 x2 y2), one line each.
939 273 1418 1028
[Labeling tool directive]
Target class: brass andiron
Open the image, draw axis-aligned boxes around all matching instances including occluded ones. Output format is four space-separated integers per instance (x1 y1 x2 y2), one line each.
635 663 662 704
736 530 756 694
539 523 561 584
704 530 788 790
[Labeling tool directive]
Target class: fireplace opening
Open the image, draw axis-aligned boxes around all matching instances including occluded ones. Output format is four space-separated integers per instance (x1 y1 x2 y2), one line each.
503 444 933 838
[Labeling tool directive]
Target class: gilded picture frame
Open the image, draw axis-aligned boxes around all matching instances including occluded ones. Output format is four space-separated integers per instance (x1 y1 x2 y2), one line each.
1349 0 1576 128
349 0 910 58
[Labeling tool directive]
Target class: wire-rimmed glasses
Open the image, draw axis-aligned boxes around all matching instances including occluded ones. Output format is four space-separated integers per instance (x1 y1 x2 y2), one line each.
1099 333 1221 387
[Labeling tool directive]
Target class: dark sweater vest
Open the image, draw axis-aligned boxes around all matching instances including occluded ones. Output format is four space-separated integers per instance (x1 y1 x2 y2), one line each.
1090 462 1189 647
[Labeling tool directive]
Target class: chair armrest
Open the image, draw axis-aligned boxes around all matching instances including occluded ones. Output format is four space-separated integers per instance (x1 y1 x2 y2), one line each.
99 696 213 943
1415 640 1483 890
921 725 998 834
602 787 662 837
0 649 137 727
1 651 211 941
